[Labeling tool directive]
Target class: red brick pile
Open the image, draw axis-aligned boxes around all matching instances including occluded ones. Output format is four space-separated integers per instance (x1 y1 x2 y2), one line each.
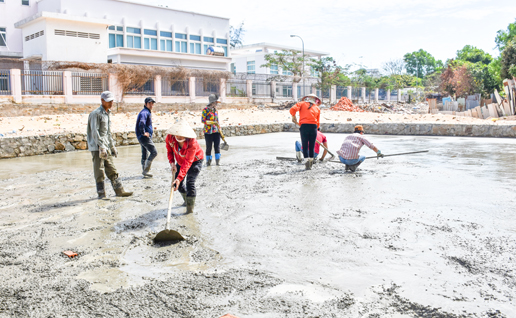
330 97 366 112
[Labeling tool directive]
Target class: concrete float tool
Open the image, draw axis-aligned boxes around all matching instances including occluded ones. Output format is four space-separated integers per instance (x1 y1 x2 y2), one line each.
216 123 229 151
154 181 184 243
276 150 429 162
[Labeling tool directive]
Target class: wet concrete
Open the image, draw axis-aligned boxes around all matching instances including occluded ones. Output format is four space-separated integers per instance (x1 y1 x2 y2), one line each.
0 133 515 317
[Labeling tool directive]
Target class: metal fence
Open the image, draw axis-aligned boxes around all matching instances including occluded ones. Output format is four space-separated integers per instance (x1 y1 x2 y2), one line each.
276 83 292 98
162 79 189 96
22 70 63 95
252 81 272 98
378 89 387 101
390 90 398 102
226 79 247 97
196 78 219 97
126 79 155 95
0 70 10 95
336 86 347 99
320 87 330 99
297 85 312 98
350 87 360 100
72 72 108 95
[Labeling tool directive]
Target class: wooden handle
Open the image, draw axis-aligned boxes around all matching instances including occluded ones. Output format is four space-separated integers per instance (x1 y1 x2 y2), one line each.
165 181 174 230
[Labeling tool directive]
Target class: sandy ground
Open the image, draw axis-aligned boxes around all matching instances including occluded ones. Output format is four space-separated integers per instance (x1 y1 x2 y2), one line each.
0 107 507 138
0 133 515 317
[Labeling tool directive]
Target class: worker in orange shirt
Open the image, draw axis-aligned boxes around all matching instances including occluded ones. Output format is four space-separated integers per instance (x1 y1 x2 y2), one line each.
289 94 321 170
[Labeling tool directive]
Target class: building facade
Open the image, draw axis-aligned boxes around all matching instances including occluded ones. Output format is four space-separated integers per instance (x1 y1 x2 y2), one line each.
3 0 231 70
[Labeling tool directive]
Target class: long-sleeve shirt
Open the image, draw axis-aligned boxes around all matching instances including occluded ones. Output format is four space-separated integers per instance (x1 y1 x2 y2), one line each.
87 106 115 151
201 106 219 134
135 107 153 139
289 101 321 128
337 133 375 159
166 134 204 182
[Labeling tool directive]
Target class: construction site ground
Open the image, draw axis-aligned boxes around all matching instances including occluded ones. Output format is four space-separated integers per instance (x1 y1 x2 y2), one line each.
0 133 515 317
0 106 512 138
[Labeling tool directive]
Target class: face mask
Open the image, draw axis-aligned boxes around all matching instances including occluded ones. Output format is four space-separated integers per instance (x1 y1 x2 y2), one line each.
175 136 186 143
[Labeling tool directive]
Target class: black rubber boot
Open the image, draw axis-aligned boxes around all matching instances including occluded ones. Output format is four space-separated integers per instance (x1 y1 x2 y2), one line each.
207 158 212 166
180 192 187 207
96 182 106 199
111 178 133 197
216 159 220 166
305 158 313 170
185 196 196 214
349 161 363 172
142 160 153 178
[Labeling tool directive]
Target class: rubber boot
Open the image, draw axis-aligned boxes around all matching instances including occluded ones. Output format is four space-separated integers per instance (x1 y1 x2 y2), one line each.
185 196 196 214
216 159 220 166
180 192 187 207
142 160 153 178
345 165 351 172
206 156 212 166
96 182 106 199
111 178 133 197
215 153 221 166
349 161 363 172
296 151 303 163
305 158 313 170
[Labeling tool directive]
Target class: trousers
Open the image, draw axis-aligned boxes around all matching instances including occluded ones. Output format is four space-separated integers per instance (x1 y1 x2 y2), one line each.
299 124 317 158
91 151 118 183
174 160 203 197
204 133 221 157
138 136 158 166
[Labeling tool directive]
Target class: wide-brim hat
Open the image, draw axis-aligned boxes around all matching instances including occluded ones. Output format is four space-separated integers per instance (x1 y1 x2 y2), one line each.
302 93 321 105
165 120 197 139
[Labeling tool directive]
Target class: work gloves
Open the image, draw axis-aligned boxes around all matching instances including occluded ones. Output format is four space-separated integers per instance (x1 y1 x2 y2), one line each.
111 146 118 158
377 150 384 158
99 147 108 159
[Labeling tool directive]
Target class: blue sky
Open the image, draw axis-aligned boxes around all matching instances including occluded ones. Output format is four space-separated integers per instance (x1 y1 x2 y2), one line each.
146 0 515 71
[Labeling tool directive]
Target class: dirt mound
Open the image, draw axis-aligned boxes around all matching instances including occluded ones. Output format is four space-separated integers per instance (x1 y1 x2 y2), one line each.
330 97 366 112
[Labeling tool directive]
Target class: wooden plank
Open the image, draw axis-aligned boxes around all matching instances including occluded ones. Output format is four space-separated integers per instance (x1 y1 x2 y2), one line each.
487 104 498 118
503 101 511 116
481 106 490 119
494 89 502 105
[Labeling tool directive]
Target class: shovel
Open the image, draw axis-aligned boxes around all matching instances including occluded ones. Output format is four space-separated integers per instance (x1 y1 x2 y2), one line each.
216 123 229 151
154 182 185 243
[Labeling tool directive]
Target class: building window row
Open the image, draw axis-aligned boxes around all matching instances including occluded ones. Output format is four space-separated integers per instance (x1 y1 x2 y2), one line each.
108 26 228 56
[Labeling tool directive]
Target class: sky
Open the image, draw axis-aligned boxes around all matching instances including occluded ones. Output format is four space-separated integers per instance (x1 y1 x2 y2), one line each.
144 0 516 72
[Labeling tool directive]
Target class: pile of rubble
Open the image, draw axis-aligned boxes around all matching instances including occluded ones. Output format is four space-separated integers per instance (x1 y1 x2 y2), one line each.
330 97 366 112
360 102 429 115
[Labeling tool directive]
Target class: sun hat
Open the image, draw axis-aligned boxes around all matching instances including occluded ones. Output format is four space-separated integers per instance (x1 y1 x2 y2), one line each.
101 91 114 102
208 94 220 104
302 93 321 105
165 120 197 139
354 125 364 132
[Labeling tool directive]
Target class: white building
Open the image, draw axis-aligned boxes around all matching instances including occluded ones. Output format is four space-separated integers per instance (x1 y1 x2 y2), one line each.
2 0 231 71
230 42 329 75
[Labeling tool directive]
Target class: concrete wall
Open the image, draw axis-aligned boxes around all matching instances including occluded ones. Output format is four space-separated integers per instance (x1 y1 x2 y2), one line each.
2 122 515 159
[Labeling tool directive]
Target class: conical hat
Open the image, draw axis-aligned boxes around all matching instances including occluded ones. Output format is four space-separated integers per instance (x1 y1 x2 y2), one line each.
165 120 197 139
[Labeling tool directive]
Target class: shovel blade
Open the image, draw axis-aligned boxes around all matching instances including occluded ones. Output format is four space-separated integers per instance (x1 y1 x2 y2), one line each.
153 229 184 243
221 142 229 151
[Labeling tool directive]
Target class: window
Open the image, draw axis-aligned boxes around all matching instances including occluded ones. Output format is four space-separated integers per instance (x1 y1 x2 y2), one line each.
127 35 141 48
144 29 157 36
230 63 236 74
270 64 278 75
190 35 201 41
282 69 293 76
160 39 172 52
189 35 201 54
108 26 124 48
175 41 187 53
108 25 123 32
160 31 172 38
22 0 29 5
175 33 187 40
222 46 227 56
203 36 214 43
144 37 157 50
126 27 141 34
203 44 208 55
247 61 255 74
0 28 6 47
216 38 227 45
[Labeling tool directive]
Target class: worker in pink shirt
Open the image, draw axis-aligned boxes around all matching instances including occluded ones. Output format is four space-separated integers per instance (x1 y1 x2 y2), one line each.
295 128 328 163
337 125 384 172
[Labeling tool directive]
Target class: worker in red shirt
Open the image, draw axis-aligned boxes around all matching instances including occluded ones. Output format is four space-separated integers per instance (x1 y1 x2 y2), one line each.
295 128 328 163
165 120 204 214
289 94 321 170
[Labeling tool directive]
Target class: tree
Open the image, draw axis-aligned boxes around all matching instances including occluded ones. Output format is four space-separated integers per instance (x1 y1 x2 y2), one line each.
495 19 516 52
501 42 516 79
261 50 309 82
382 59 405 75
403 49 441 78
456 45 492 65
229 22 245 49
439 60 478 97
309 57 348 102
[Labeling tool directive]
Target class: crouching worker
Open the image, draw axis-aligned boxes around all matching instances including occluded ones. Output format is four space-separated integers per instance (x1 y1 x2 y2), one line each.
165 120 204 214
87 91 133 199
337 125 384 172
295 128 328 163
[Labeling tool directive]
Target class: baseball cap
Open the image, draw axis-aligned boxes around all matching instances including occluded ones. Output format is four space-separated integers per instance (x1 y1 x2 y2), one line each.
145 97 156 104
101 91 114 102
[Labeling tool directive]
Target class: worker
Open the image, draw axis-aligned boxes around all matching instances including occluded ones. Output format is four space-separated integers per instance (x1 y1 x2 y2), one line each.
201 94 221 166
165 120 204 214
87 91 133 199
289 93 321 170
337 125 384 172
295 128 328 162
136 97 157 178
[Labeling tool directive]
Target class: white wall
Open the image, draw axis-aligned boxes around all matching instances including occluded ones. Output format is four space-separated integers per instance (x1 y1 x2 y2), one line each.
0 0 37 56
19 19 47 59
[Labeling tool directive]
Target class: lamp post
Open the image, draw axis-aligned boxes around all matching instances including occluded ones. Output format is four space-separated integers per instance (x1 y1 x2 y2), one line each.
290 35 305 98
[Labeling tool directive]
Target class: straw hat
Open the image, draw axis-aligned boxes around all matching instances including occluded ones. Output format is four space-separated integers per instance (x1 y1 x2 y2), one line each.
165 120 197 139
302 93 321 105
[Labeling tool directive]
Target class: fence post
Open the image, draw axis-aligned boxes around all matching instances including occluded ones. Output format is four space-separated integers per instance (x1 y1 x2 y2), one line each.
375 88 379 103
361 87 366 104
189 77 196 103
386 89 391 102
397 89 401 102
347 86 352 100
270 81 276 101
220 78 226 103
246 79 252 103
10 69 22 103
63 71 73 104
154 75 162 103
331 85 337 104
292 82 298 101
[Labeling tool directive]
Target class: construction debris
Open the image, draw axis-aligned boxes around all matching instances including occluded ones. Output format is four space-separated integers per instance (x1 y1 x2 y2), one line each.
330 97 365 112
